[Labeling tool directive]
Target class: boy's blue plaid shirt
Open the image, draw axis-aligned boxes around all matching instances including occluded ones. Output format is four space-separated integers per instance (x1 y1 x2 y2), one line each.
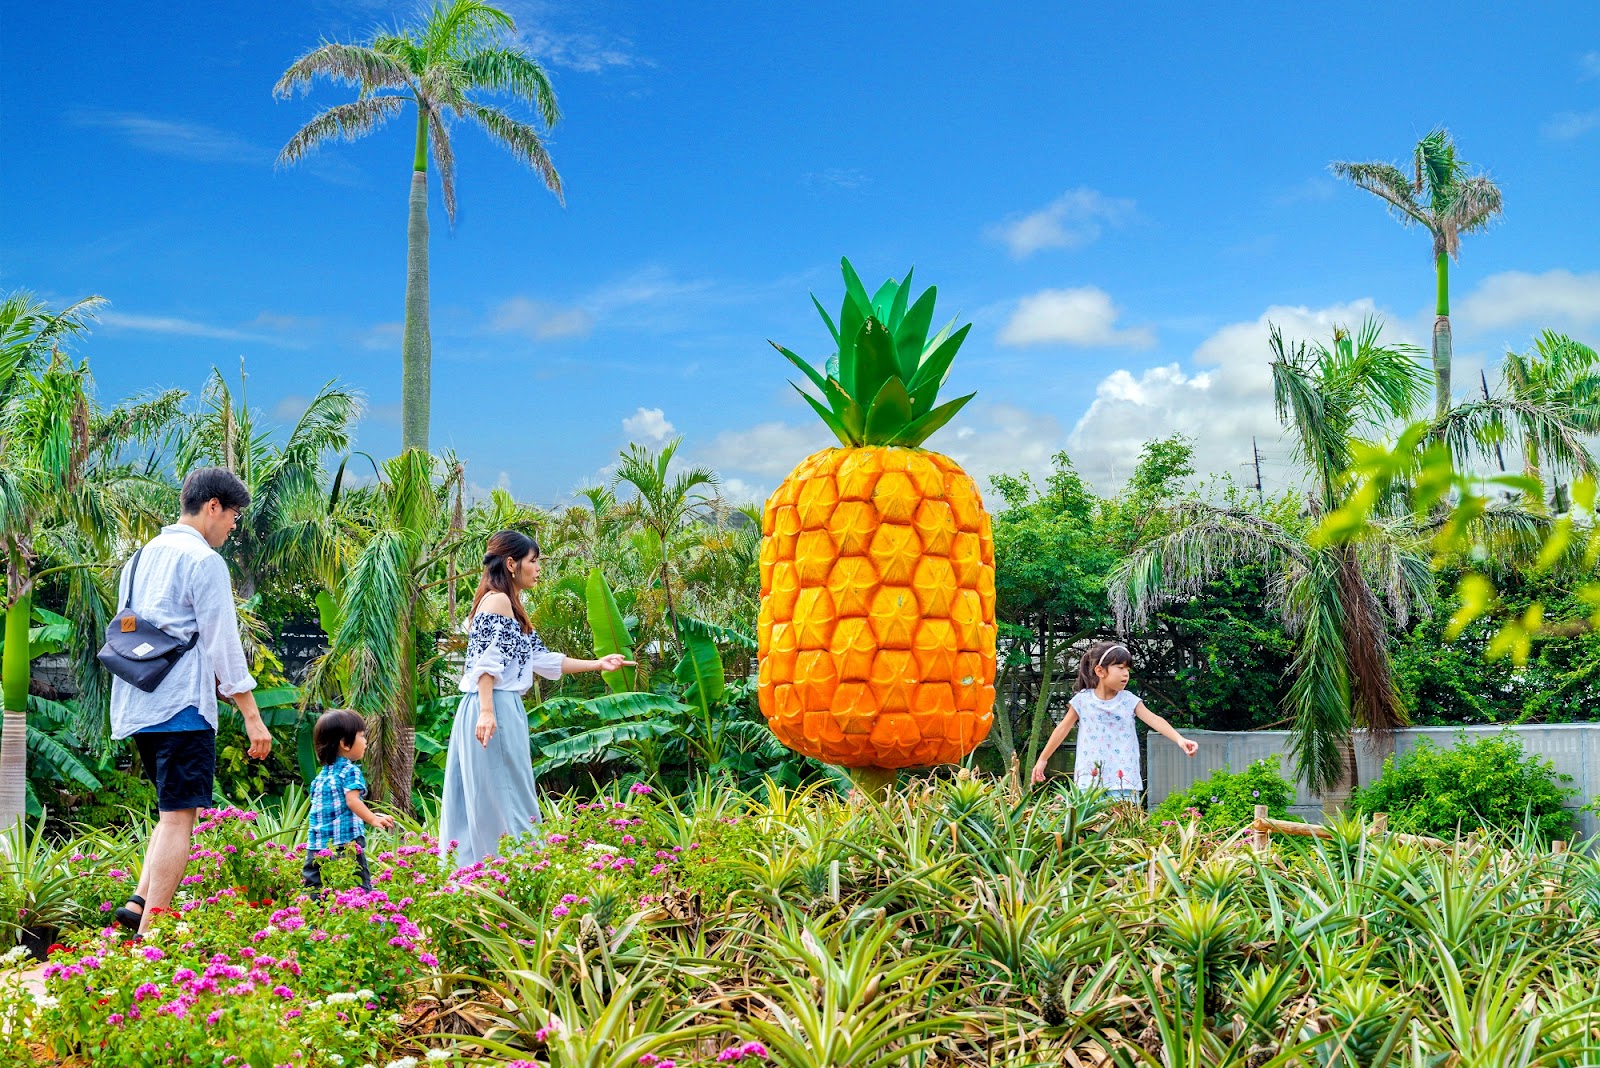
307 757 366 851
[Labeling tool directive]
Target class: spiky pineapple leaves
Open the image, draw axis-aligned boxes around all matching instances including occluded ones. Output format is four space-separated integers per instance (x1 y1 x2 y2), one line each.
772 257 975 449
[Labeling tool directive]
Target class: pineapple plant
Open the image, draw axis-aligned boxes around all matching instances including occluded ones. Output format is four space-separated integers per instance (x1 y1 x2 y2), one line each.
757 258 997 792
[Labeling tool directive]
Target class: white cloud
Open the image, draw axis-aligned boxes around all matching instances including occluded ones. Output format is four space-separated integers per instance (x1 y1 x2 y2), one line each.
803 168 870 190
1581 51 1600 79
986 188 1134 258
1065 299 1398 492
488 297 595 341
997 287 1156 349
522 28 639 73
99 311 302 347
1543 110 1600 140
699 421 836 478
273 395 311 421
1457 270 1600 331
622 406 674 442
70 111 267 164
940 403 1067 494
360 322 404 351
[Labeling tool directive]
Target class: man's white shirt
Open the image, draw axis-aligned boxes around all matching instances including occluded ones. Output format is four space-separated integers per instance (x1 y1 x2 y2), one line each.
108 523 256 739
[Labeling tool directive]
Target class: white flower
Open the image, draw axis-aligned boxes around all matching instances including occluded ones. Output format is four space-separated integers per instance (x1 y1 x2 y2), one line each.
329 1057 344 1067
344 1030 361 1041
1 945 31 964
425 1052 452 1063
174 922 191 936
389 1013 404 1024
356 988 375 1000
326 992 360 1005
34 994 59 1010
385 1058 420 1068
141 927 162 943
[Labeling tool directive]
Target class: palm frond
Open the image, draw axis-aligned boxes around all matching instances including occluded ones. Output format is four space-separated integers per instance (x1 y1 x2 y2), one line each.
425 0 515 59
427 107 458 221
1439 175 1504 244
277 95 407 167
466 102 562 202
1329 160 1432 232
461 47 560 126
1281 552 1351 794
1109 503 1307 630
273 42 413 98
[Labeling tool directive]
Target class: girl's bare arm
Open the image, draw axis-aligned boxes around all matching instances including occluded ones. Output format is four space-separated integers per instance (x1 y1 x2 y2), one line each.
1031 709 1080 781
1134 702 1198 755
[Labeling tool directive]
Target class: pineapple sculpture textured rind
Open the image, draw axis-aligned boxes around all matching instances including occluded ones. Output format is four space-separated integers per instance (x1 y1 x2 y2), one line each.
757 259 997 771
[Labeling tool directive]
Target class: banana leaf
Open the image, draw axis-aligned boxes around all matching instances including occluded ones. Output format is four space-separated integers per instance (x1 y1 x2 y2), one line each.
674 624 725 715
533 719 677 776
676 614 757 652
586 567 639 694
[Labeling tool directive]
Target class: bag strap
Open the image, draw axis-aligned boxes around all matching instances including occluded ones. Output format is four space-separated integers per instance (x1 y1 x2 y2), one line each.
121 548 144 613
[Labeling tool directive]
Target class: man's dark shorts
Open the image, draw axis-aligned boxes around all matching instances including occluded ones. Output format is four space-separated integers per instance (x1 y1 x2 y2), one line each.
134 729 216 811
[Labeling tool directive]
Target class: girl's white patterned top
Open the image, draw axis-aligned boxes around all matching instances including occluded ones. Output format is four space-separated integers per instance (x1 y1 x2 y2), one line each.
1070 687 1144 791
459 612 565 695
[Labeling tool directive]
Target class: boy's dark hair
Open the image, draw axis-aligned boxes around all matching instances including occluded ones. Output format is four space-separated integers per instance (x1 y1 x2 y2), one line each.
314 709 367 766
181 467 251 515
1076 641 1134 692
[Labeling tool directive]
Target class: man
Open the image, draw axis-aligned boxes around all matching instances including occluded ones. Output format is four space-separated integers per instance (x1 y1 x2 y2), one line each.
110 467 272 936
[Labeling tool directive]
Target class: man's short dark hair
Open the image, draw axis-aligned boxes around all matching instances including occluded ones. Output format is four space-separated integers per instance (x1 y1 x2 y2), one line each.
181 467 251 516
314 709 367 766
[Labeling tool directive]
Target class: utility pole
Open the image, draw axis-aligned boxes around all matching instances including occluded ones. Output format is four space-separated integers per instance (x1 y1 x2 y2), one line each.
1250 437 1265 503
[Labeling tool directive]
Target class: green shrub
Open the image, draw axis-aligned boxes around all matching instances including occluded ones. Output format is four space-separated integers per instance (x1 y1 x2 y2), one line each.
1351 732 1576 840
1149 757 1295 831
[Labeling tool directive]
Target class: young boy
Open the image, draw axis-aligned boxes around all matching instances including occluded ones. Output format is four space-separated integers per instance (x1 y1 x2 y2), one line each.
304 709 394 892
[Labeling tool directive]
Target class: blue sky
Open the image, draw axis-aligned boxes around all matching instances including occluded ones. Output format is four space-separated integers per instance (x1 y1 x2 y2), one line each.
3 1 1597 505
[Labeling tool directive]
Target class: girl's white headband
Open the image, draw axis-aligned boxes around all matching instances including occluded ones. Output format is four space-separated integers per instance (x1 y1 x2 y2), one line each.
1098 643 1129 665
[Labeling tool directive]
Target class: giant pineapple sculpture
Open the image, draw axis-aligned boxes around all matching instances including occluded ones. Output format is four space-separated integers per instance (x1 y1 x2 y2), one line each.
758 259 996 790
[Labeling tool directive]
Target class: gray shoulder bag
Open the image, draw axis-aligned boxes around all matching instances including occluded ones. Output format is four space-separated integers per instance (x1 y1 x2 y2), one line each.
97 548 199 692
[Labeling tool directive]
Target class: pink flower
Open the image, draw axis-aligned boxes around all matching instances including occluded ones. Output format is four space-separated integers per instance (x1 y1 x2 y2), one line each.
629 782 653 795
551 904 570 919
142 946 165 962
207 1010 224 1025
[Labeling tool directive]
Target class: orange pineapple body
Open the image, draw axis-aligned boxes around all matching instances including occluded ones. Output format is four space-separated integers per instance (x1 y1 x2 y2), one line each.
758 445 996 768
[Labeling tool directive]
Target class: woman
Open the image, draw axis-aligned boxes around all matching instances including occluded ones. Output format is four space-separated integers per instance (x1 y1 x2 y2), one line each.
440 530 632 867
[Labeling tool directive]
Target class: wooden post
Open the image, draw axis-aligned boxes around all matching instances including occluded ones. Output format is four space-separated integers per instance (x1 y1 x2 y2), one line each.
1146 857 1158 894
828 859 840 904
1551 840 1567 856
1371 813 1388 837
1054 831 1064 854
1252 805 1270 854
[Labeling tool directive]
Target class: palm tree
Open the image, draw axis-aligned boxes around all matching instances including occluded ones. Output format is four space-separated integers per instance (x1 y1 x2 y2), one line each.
1 294 183 835
1497 332 1600 514
1111 321 1435 803
172 367 363 597
611 438 719 639
308 450 463 810
1332 128 1504 420
274 0 562 453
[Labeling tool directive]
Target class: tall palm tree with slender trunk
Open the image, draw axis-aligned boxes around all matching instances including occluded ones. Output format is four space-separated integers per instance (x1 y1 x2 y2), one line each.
274 0 562 453
611 438 719 640
1332 128 1503 420
1111 321 1435 803
1 294 183 836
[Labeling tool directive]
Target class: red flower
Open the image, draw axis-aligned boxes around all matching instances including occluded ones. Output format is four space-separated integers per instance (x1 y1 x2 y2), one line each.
47 943 66 955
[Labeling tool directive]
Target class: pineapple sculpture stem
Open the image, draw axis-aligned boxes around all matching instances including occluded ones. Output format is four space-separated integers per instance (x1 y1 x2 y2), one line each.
757 258 999 789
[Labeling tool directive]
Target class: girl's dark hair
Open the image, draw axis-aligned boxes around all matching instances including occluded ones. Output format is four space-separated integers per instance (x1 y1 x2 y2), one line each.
314 708 367 766
1076 641 1133 692
180 467 251 515
471 529 540 633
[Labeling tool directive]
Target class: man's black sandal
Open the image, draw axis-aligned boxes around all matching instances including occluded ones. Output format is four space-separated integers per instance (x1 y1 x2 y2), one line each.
113 895 145 932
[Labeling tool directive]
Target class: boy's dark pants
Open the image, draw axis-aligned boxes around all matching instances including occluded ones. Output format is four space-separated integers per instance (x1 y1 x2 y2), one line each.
302 836 372 891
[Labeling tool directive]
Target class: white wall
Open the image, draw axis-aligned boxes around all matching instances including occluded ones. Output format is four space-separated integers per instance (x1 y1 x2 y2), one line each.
1144 724 1600 840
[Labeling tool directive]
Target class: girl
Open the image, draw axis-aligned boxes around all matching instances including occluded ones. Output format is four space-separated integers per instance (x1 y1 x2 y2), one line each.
1030 641 1198 803
440 530 633 867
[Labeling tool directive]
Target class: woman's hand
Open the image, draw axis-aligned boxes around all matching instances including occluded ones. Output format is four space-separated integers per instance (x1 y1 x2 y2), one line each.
1178 737 1199 756
596 653 636 673
475 710 497 748
1031 760 1049 784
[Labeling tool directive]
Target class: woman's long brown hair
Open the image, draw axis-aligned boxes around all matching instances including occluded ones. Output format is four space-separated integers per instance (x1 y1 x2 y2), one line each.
469 529 540 634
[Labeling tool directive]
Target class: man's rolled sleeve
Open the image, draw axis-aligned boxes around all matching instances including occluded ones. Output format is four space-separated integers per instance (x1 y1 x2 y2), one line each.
194 554 256 697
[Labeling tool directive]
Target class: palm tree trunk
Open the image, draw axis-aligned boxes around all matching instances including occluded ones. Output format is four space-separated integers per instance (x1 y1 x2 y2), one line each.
0 576 31 837
1320 736 1359 819
1432 252 1453 421
401 111 432 454
659 559 679 637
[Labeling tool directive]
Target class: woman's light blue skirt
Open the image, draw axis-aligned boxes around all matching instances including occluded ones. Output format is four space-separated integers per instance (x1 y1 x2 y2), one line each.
439 689 542 869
